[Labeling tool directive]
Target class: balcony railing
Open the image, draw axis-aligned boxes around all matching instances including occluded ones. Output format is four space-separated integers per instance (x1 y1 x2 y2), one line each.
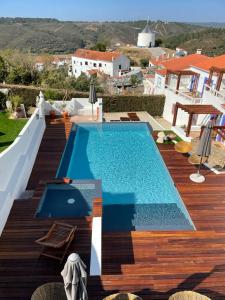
165 85 203 104
204 84 225 103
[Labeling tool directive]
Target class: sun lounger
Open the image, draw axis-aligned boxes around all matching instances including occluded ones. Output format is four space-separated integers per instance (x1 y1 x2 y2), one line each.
120 117 130 121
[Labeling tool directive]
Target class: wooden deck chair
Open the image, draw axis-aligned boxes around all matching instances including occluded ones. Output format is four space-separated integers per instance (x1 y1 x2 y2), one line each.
35 222 77 263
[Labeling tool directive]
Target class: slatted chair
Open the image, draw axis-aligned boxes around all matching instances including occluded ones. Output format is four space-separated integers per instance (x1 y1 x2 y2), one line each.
35 222 77 263
169 291 211 300
31 282 67 300
103 293 142 300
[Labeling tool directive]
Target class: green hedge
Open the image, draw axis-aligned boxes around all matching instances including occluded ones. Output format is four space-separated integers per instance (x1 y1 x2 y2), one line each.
103 95 165 116
0 85 89 107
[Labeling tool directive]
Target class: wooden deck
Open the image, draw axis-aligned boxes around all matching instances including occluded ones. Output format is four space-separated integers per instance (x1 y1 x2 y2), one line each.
1 118 225 300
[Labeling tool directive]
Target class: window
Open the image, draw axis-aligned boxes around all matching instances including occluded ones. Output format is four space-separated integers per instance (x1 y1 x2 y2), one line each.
80 62 82 66
74 61 76 64
119 64 122 70
157 77 162 88
93 63 97 67
99 63 102 67
85 61 88 65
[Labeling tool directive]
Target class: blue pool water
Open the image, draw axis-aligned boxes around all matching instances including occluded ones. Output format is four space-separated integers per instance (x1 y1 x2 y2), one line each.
56 123 194 231
36 181 102 218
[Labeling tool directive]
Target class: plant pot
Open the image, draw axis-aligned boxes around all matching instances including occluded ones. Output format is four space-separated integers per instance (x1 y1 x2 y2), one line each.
50 110 56 119
62 111 69 119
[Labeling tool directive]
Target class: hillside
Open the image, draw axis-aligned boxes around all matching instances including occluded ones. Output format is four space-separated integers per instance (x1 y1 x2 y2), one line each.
0 18 203 54
163 28 225 56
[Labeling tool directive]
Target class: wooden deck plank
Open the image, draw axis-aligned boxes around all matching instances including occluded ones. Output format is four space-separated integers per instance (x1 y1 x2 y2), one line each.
0 118 225 299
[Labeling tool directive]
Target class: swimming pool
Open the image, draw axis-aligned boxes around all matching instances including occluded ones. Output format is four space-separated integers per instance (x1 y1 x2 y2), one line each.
57 123 195 231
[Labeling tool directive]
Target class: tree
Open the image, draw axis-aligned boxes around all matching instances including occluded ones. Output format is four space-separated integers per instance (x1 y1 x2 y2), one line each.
140 58 149 68
40 67 67 89
130 75 141 87
0 91 7 110
155 38 163 47
0 56 8 83
91 42 107 52
75 73 90 92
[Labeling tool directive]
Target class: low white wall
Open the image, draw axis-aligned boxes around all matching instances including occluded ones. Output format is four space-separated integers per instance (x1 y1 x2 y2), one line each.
163 87 204 126
45 98 103 121
0 99 46 235
90 217 102 276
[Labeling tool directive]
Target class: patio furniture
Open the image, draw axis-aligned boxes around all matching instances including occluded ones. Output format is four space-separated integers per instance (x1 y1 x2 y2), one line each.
175 141 192 154
31 282 67 300
169 291 211 300
127 113 140 121
35 222 77 263
158 131 166 138
188 154 207 165
103 293 142 300
120 117 130 121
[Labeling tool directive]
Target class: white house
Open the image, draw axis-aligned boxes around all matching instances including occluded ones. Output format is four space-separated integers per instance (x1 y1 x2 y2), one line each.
71 49 130 78
143 52 225 140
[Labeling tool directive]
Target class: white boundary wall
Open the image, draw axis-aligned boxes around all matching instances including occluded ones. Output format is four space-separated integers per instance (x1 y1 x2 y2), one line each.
0 98 46 235
45 98 103 122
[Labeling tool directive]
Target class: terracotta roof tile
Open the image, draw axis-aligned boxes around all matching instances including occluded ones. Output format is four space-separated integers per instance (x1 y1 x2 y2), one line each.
193 54 225 71
74 49 121 62
159 54 210 71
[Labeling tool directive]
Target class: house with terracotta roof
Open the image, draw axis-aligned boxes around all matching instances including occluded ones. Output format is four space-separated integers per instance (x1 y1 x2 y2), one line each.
71 49 130 78
147 52 225 136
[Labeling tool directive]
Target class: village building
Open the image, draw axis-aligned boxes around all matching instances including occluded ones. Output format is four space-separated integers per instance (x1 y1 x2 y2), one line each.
71 49 130 78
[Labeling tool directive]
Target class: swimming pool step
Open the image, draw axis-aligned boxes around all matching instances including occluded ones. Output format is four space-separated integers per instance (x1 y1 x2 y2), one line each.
103 203 194 232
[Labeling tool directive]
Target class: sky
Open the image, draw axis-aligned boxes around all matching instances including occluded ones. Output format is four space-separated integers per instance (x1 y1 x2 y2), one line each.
0 0 225 23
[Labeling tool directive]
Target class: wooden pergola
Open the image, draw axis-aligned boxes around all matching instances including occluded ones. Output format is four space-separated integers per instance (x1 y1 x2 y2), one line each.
172 102 223 136
207 66 225 91
165 70 200 94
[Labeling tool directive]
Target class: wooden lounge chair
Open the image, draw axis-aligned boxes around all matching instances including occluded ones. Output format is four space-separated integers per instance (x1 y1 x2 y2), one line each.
127 113 140 121
120 117 130 121
35 222 77 263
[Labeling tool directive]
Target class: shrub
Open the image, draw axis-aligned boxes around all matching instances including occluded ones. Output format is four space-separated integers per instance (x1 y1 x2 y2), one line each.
44 89 60 101
140 58 149 68
103 95 165 116
0 56 8 83
0 91 7 110
9 95 23 111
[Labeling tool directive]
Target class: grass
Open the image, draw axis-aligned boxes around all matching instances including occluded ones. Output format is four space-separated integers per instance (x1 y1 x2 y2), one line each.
0 111 27 153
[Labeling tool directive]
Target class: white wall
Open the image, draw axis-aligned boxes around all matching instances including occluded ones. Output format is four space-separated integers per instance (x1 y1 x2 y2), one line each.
162 87 204 126
45 98 103 121
112 55 130 76
189 66 218 95
0 99 46 235
71 55 130 78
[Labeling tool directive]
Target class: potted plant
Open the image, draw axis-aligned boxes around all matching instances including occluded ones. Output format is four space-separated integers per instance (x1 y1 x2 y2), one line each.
48 99 56 119
10 95 23 119
61 102 69 119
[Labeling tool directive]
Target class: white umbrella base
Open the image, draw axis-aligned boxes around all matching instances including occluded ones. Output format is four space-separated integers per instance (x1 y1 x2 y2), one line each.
189 173 206 183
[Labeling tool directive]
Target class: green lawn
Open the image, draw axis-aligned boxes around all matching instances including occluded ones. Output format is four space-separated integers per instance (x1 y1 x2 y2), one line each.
0 112 28 153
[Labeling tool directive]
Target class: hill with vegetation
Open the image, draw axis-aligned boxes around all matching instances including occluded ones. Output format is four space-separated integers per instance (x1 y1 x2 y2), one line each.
0 18 203 54
162 28 225 56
